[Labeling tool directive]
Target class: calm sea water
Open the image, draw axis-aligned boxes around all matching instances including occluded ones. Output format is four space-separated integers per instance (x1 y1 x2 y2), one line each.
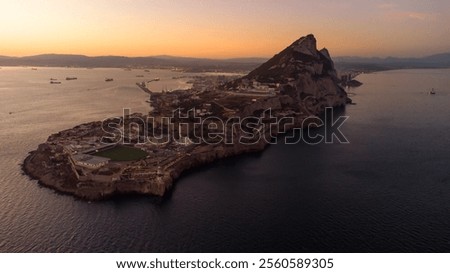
0 67 449 252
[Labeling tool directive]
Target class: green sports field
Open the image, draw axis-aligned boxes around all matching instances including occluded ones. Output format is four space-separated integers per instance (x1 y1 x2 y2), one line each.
93 145 148 161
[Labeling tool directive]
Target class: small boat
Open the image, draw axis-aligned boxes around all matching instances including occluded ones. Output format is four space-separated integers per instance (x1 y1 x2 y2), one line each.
50 78 57 81
50 81 61 84
105 78 114 82
429 88 436 95
66 77 77 80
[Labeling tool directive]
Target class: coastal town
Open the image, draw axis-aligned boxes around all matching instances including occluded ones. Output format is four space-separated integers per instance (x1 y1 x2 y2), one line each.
23 35 351 200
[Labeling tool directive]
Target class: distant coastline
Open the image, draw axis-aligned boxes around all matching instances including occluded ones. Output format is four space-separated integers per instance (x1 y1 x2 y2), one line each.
2 52 450 73
0 54 265 73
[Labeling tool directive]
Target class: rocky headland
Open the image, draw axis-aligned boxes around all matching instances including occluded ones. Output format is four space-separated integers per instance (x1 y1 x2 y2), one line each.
23 34 350 201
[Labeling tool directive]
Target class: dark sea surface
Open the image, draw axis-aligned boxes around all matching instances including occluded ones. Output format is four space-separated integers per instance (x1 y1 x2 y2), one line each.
0 68 449 252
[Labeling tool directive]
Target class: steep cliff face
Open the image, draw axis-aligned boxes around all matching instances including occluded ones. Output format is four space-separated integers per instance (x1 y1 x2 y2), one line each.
234 34 348 110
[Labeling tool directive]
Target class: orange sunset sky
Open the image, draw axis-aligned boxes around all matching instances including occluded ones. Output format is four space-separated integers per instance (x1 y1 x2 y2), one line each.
1 0 449 58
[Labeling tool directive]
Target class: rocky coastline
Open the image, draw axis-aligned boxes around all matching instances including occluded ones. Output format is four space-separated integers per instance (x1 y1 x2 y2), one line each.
22 110 312 201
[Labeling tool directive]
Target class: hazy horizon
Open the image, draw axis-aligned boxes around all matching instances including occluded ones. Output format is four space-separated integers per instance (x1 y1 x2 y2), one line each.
1 49 450 61
1 0 449 59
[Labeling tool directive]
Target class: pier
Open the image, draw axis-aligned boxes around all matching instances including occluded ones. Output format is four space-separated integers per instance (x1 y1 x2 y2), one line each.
136 82 153 94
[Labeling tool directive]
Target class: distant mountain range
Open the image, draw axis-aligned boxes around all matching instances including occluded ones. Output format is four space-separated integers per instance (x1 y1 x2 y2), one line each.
334 53 450 71
0 54 267 72
1 52 450 72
